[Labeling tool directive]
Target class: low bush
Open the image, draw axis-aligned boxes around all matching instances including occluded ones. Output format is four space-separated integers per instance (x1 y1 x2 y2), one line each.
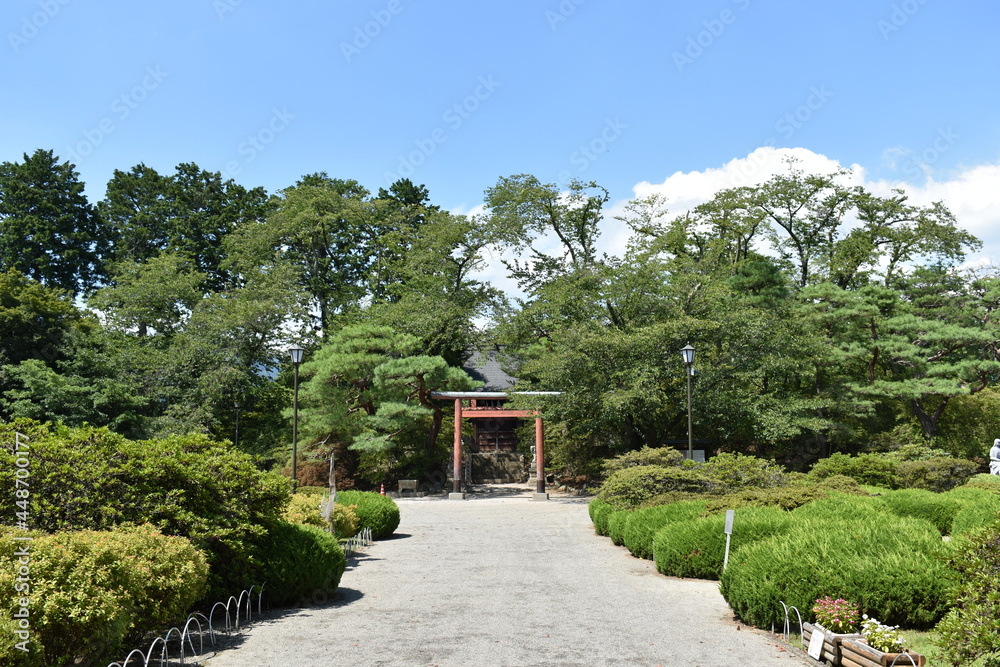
0 525 207 667
250 521 346 607
955 473 1000 494
607 509 631 546
602 446 684 477
622 500 707 560
654 506 793 580
335 491 400 539
332 503 359 538
880 489 962 535
948 493 1000 537
809 452 901 488
588 497 615 536
0 421 290 601
790 494 893 522
720 513 950 630
897 457 978 492
702 477 867 514
598 465 717 509
702 452 787 492
933 521 1000 666
284 493 326 528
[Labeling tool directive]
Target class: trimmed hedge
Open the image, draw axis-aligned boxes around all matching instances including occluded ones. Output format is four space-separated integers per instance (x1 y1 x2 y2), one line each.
250 521 346 607
790 494 893 522
0 525 207 667
607 509 631 546
588 497 615 536
622 500 707 560
602 446 684 476
720 513 950 630
598 465 716 509
948 491 1000 537
879 488 962 535
808 451 977 491
654 506 793 580
702 476 867 514
335 491 400 539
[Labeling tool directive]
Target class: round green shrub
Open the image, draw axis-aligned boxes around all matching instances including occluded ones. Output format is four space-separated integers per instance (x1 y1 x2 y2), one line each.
589 497 614 536
880 488 962 535
654 506 793 580
896 457 979 492
702 481 861 514
284 493 327 528
622 500 707 560
809 452 901 488
791 494 893 522
0 525 207 666
598 465 717 509
251 521 346 607
702 452 787 492
949 493 1000 537
332 503 360 538
335 490 400 539
607 509 631 546
602 446 684 476
720 513 950 630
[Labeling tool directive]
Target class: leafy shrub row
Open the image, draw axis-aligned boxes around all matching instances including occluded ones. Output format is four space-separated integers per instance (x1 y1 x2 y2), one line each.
720 509 950 630
0 525 207 667
598 466 717 509
0 420 289 601
654 506 793 580
622 500 706 560
335 490 400 540
809 452 978 492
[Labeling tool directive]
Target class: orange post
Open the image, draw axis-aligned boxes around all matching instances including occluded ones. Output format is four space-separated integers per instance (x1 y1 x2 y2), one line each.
453 398 463 493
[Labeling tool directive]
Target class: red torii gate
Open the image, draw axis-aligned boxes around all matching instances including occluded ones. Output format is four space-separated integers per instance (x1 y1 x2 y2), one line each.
431 391 559 500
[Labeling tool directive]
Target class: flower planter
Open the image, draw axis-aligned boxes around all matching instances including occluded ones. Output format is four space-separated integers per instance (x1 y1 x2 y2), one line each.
841 638 925 667
802 622 864 665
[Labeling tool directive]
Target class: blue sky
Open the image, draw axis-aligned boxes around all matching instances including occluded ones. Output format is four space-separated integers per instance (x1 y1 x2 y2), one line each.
4 0 1000 267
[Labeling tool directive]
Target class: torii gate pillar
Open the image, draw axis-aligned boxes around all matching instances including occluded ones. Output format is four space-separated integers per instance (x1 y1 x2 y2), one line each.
532 415 548 501
450 398 465 499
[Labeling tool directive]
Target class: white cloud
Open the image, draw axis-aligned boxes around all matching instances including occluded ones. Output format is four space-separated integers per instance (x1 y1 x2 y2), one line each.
470 147 1000 307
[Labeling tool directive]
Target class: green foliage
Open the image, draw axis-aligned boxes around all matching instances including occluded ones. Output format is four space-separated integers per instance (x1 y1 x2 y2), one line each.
247 521 346 608
334 490 400 539
606 509 631 546
622 500 707 560
791 494 893 522
0 421 290 600
654 506 794 580
896 457 979 492
588 497 615 536
809 452 901 488
953 473 1000 494
598 465 717 509
332 503 360 538
0 525 207 667
880 489 962 535
933 523 1000 667
948 492 1000 537
284 493 326 528
720 513 950 630
601 446 684 477
702 452 788 492
702 478 867 513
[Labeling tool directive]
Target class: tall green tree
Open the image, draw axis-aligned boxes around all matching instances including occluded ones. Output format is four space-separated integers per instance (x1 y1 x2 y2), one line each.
0 149 105 295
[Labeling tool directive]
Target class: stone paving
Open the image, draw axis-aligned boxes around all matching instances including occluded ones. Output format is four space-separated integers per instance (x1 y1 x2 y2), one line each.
205 488 814 666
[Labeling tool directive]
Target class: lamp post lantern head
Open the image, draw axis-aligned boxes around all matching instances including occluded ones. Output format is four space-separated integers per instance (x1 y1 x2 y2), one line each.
681 343 695 366
289 345 305 365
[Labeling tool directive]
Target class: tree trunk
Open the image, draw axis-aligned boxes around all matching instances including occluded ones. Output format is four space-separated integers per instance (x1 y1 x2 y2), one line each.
911 397 949 439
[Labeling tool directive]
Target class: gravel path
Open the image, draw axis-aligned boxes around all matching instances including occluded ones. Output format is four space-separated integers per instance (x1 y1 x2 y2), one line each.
205 490 812 666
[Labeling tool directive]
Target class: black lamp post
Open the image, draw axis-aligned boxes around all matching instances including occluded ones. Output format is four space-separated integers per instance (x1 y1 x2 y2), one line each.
681 343 695 461
289 346 304 488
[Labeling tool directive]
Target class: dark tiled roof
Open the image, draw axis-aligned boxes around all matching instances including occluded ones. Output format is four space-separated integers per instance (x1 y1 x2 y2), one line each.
462 350 518 391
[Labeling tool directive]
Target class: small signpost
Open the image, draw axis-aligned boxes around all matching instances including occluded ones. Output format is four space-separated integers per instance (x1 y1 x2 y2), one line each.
722 509 735 571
